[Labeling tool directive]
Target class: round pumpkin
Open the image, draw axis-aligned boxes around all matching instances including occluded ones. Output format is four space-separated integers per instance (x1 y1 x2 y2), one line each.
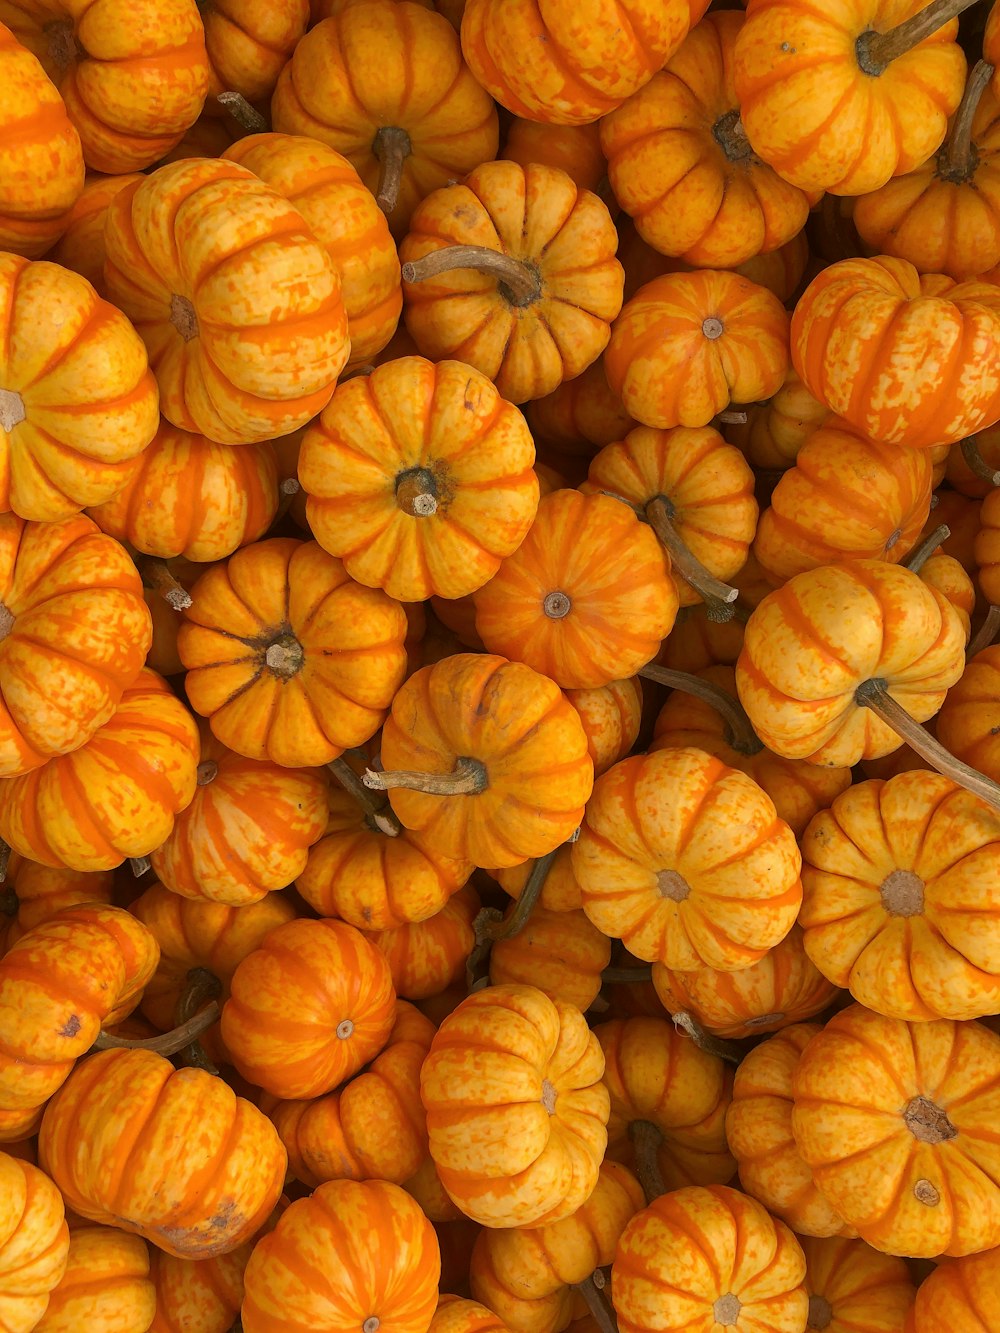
0 1150 69 1332
565 677 642 778
202 0 308 108
45 171 143 298
502 118 607 193
0 855 113 956
725 364 829 472
147 1242 250 1333
800 1235 916 1333
975 484 1000 606
936 644 1000 784
524 360 635 457
489 906 611 1012
34 1226 154 1332
905 1244 1000 1330
364 884 480 1002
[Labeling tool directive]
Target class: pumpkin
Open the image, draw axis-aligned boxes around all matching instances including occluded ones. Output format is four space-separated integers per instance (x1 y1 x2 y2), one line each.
904 1244 999 1330
0 856 113 956
0 20 84 258
653 925 841 1040
791 1003 1000 1257
791 257 1000 448
0 669 199 872
38 1047 285 1259
491 845 583 915
299 356 539 602
0 902 158 1140
503 119 607 194
975 485 1000 607
473 490 677 690
405 1155 465 1224
596 1016 736 1193
202 0 308 109
432 1296 510 1333
420 983 610 1228
147 1242 250 1333
34 1226 154 1332
726 1023 853 1238
936 644 1000 783
157 111 243 163
459 0 712 125
604 270 790 429
524 361 635 458
0 1150 69 1331
601 11 815 269
0 253 159 521
89 424 278 564
726 365 829 472
565 677 642 778
799 770 1000 1021
103 158 349 445
45 172 143 297
489 907 611 1012
800 1236 916 1333
611 1184 808 1333
400 161 624 406
365 884 480 1001
177 538 408 769
733 0 967 196
948 427 1000 498
369 653 593 868
657 605 745 675
220 916 396 1099
222 132 402 370
271 0 498 236
241 1179 440 1333
572 746 802 971
265 1001 434 1189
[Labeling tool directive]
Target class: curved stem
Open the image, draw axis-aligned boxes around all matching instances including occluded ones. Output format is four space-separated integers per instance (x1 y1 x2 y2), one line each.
672 1010 743 1065
939 60 994 179
129 856 152 878
372 125 412 215
639 662 763 755
485 849 557 943
93 1001 220 1056
713 409 748 425
571 1273 619 1333
136 557 192 611
401 246 541 306
904 523 950 574
328 757 401 837
172 967 222 1075
857 0 983 73
960 435 1000 487
216 91 268 133
364 757 488 797
629 1119 668 1203
967 604 1000 658
855 678 1000 811
601 964 654 985
271 477 300 528
646 497 740 623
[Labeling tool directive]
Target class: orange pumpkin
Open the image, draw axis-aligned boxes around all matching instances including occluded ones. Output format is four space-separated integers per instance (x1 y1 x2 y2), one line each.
103 158 349 445
45 172 144 300
524 360 635 458
975 484 1000 606
202 0 308 108
904 1244 999 1330
800 1236 916 1332
0 0 209 172
792 1004 1000 1257
35 1226 154 1332
38 1047 285 1258
657 605 745 675
473 490 677 690
491 846 583 915
725 364 829 472
0 1150 69 1330
0 20 83 258
0 253 159 521
271 0 498 236
365 884 480 1002
400 161 624 405
0 669 199 872
241 1179 440 1333
178 538 408 769
0 856 113 956
489 907 611 1012
605 270 790 429
147 1242 250 1333
431 1296 510 1333
502 119 607 193
565 677 642 778
299 356 539 602
572 747 802 970
420 984 610 1227
936 644 1000 783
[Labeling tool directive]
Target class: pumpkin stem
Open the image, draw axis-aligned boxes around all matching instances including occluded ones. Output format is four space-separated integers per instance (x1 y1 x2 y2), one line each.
960 434 1000 486
571 1272 619 1333
671 1010 744 1065
646 497 740 623
401 246 542 307
968 603 1000 658
395 467 439 518
93 999 221 1056
170 294 199 342
0 839 10 884
363 756 489 796
903 523 950 574
714 409 748 425
129 856 152 878
216 91 269 133
372 126 412 216
173 967 223 1075
712 110 753 163
328 756 401 837
136 557 193 611
271 477 301 529
264 634 305 679
629 1119 668 1202
856 0 983 74
854 677 1000 811
808 1295 834 1332
939 60 994 181
0 388 26 432
601 964 653 984
484 848 558 943
639 662 763 756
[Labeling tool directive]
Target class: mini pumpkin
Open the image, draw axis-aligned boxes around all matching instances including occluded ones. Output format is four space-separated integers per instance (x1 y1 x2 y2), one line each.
565 677 643 778
364 884 480 1002
489 906 611 1012
147 1242 251 1333
45 172 144 298
524 360 635 457
0 1150 69 1332
725 364 829 472
503 119 607 193
936 644 1000 783
904 1243 999 1330
0 856 113 956
34 1226 155 1333
800 1236 916 1333
202 0 308 109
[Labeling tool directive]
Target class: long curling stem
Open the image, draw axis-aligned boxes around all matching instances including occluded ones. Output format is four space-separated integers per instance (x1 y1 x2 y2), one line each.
960 434 1000 487
672 1010 744 1065
486 848 558 943
629 1119 668 1203
571 1272 620 1333
328 757 401 837
646 496 740 623
904 524 950 574
93 1001 221 1056
364 757 488 797
639 662 762 755
968 604 1000 658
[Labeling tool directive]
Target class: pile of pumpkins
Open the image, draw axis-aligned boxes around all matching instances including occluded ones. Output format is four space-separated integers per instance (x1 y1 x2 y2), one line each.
4 0 1000 1328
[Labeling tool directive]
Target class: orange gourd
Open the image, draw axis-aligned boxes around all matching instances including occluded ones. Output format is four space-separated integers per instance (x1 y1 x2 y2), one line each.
147 1242 250 1333
0 1150 69 1331
489 907 611 1012
975 485 1000 605
937 644 1000 783
657 605 745 675
400 161 624 406
299 356 539 602
431 1296 510 1333
364 884 480 1001
801 1236 916 1332
492 846 583 915
725 364 829 472
565 677 642 778
34 1226 154 1332
202 0 308 109
0 856 113 956
524 360 635 457
905 1245 1000 1330
502 119 607 193
45 171 143 298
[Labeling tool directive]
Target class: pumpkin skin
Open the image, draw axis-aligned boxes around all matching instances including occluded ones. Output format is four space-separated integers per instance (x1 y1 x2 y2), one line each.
46 171 143 298
732 0 966 197
791 257 1000 449
904 1245 1000 1331
299 356 539 602
459 0 712 125
611 1184 808 1333
34 1226 154 1332
147 1243 249 1333
400 161 624 406
202 0 308 108
473 490 677 690
800 1236 916 1333
432 1296 510 1333
420 984 610 1228
38 1048 286 1260
493 846 583 914
596 1016 736 1191
0 254 159 522
524 360 635 458
572 747 802 971
220 916 396 1099
601 11 814 268
726 1023 854 1239
736 560 968 767
0 1151 69 1332
726 364 829 472
364 884 480 1001
489 907 611 1012
936 645 1000 784
565 677 642 778
242 1178 440 1333
222 132 402 370
377 653 594 868
605 270 790 429
103 158 349 446
0 20 84 258
503 119 607 194
0 669 199 872
0 856 113 956
271 1 499 237
178 538 408 769
791 1005 1000 1257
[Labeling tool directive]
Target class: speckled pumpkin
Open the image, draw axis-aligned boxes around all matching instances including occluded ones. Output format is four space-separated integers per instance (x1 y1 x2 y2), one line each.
0 1150 69 1331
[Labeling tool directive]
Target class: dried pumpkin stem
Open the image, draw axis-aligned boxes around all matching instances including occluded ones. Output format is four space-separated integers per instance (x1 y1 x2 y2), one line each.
363 756 488 797
135 557 193 611
903 523 950 574
401 246 542 306
372 125 412 215
672 1010 744 1065
713 409 748 425
638 662 763 756
0 388 26 432
173 967 223 1075
968 603 1000 658
129 856 152 878
940 60 994 180
601 964 653 984
328 757 401 838
646 496 740 623
571 1272 620 1333
857 0 985 73
855 678 1000 811
271 477 301 528
629 1119 668 1202
485 848 558 943
960 435 1000 486
93 1001 221 1056
712 110 753 163
216 91 269 133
